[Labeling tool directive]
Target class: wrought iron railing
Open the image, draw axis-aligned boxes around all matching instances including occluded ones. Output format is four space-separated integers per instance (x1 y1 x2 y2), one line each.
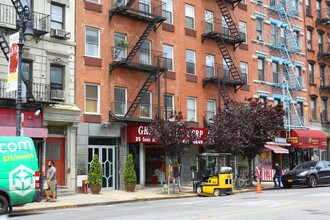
203 64 247 84
112 0 165 18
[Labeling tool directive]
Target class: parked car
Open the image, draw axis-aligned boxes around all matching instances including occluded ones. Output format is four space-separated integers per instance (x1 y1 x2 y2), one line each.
282 161 330 189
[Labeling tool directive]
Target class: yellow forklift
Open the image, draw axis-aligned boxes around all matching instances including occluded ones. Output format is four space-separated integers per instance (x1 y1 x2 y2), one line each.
192 153 233 196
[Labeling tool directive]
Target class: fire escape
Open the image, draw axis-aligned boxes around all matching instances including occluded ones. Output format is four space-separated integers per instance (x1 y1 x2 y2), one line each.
109 0 166 119
202 0 245 105
268 0 305 137
0 1 53 108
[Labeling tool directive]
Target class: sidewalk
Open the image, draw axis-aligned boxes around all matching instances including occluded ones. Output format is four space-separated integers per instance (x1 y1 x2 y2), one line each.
13 182 276 213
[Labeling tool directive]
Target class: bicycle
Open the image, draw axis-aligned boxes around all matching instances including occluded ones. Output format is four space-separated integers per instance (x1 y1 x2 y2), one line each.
245 172 258 187
233 175 247 189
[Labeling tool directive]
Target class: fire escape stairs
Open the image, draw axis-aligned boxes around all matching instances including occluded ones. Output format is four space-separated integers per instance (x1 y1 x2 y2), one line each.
125 69 165 118
224 0 243 9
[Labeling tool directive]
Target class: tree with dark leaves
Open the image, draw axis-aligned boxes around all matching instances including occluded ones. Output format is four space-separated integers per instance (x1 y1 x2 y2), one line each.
148 111 198 193
207 98 285 183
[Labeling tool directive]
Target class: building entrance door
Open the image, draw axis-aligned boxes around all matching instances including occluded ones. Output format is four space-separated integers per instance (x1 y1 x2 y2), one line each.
46 137 65 186
88 146 116 189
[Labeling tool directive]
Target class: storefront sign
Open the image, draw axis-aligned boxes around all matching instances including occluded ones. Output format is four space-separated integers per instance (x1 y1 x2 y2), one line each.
288 129 327 149
127 124 208 145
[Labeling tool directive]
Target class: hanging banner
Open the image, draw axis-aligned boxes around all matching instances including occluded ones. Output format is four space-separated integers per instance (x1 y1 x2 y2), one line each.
6 32 19 92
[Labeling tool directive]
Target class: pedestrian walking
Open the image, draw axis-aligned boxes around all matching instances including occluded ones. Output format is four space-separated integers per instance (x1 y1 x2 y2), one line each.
273 163 282 189
44 161 57 202
173 161 181 192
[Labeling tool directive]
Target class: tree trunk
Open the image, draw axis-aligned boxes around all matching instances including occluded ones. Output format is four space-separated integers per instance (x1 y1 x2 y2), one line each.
248 158 252 187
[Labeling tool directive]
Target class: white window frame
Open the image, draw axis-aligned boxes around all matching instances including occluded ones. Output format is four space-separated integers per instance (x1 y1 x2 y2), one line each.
85 83 100 114
240 62 248 85
162 0 173 24
207 99 216 121
140 40 151 65
307 29 312 50
114 87 127 116
185 4 195 29
186 50 196 75
163 44 174 71
205 10 214 32
187 97 196 122
239 21 247 43
114 33 127 61
256 17 264 40
140 91 152 119
206 54 215 78
164 94 174 118
85 27 100 57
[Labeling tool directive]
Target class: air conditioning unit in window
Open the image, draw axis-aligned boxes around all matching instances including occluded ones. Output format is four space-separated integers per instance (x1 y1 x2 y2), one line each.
50 29 71 40
50 90 65 101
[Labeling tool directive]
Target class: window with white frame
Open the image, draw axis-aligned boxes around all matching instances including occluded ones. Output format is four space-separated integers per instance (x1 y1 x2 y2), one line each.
296 66 303 88
140 40 151 65
256 17 264 40
114 33 127 60
205 10 214 32
140 91 152 118
86 27 100 57
163 44 174 71
185 4 195 29
258 58 265 81
51 3 64 30
139 0 151 14
207 100 216 121
297 101 304 124
307 29 312 50
223 58 230 79
186 50 195 74
239 21 247 43
114 87 127 116
206 54 215 78
85 84 99 114
318 32 324 53
309 62 315 84
272 62 279 83
187 97 196 121
87 0 99 3
162 0 173 24
271 23 278 44
306 0 311 16
164 94 174 118
222 16 229 35
240 62 248 84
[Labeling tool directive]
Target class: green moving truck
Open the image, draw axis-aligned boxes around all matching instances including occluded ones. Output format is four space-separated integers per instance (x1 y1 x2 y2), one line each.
0 136 40 214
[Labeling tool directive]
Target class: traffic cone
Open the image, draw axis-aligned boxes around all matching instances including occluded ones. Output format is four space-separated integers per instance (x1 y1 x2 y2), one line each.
256 180 262 193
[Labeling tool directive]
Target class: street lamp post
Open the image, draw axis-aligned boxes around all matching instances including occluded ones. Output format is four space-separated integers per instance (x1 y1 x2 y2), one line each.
15 4 34 136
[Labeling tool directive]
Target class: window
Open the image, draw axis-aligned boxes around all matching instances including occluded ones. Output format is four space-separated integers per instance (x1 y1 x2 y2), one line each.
87 0 99 2
272 62 279 83
51 3 64 30
307 29 312 50
22 60 32 89
50 65 64 91
187 97 196 121
162 0 173 24
311 97 317 120
163 44 174 71
206 54 215 78
322 98 328 120
239 21 247 43
316 1 321 19
205 10 214 32
140 91 152 118
164 94 174 119
139 0 151 13
320 65 325 86
258 58 265 81
318 32 324 53
297 102 304 124
274 98 281 106
309 62 315 84
222 16 229 35
223 58 230 79
140 40 151 65
85 84 99 114
207 100 216 121
306 0 311 16
186 50 195 74
240 62 248 84
114 87 127 116
114 33 127 60
86 27 99 57
185 4 194 29
271 23 278 44
259 96 267 104
256 18 264 40
295 30 300 49
296 66 302 88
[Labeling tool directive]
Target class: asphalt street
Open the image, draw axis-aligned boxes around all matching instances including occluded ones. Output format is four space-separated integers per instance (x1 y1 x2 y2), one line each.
9 186 330 220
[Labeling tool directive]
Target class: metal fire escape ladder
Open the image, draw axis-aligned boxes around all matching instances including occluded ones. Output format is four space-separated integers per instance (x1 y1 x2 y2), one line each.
125 67 165 118
269 0 305 134
216 0 242 48
0 32 10 61
126 18 157 62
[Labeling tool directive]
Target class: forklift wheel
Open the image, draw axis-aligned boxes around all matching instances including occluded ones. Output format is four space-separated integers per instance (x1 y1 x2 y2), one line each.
197 186 202 194
213 189 220 196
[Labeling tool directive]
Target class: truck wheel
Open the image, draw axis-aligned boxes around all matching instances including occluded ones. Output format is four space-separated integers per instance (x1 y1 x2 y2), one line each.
196 186 202 194
213 189 220 196
0 195 9 214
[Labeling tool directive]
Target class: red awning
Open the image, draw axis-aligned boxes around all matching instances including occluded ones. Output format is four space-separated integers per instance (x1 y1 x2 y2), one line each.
288 129 327 149
264 144 289 154
0 126 48 138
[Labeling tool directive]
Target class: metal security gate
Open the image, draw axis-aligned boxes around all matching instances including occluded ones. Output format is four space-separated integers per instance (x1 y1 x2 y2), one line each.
88 146 116 189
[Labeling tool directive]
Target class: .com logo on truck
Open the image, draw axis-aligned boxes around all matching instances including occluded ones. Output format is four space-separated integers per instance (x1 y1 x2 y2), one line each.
0 137 40 214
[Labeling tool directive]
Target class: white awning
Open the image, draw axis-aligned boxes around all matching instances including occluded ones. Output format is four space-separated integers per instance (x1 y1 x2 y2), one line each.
264 144 289 154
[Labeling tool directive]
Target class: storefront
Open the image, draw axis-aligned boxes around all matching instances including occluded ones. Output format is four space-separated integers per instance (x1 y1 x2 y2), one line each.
126 123 208 186
287 129 328 166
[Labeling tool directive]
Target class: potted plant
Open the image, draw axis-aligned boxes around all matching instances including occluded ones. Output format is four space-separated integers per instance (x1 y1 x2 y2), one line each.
116 39 129 48
88 154 103 194
124 154 137 192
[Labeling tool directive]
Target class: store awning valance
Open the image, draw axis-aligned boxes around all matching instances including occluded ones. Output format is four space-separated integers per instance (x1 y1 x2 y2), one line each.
287 129 327 149
264 144 289 154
